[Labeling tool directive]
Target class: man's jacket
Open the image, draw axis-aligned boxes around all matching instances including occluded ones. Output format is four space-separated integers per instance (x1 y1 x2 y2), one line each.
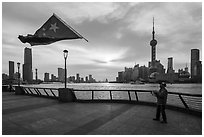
155 88 168 105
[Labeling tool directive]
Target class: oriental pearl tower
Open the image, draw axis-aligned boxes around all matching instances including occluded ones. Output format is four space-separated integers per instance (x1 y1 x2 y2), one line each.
149 17 157 73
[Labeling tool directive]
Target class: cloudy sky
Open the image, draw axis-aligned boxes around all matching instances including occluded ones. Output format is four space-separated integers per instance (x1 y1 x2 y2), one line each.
2 2 202 81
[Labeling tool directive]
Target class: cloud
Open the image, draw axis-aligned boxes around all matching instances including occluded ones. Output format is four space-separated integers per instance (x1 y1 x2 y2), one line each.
2 2 202 81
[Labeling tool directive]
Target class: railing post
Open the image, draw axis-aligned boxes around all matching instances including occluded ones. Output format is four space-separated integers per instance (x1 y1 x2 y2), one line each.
135 91 139 101
128 91 131 101
110 91 112 100
92 91 94 100
179 94 189 109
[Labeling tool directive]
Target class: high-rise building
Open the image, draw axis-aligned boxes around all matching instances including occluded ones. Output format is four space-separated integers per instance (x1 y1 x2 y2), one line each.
76 73 80 83
191 49 202 82
139 65 149 81
167 57 174 74
117 71 124 83
23 47 33 82
85 76 88 83
89 74 93 83
51 74 57 81
58 68 65 82
132 64 139 81
9 61 14 80
81 78 84 83
191 49 199 78
44 73 49 82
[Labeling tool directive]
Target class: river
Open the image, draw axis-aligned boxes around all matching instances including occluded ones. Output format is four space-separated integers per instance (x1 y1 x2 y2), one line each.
24 83 202 94
22 83 202 110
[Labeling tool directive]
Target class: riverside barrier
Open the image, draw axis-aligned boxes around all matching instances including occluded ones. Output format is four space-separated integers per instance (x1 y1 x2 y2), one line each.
4 85 202 116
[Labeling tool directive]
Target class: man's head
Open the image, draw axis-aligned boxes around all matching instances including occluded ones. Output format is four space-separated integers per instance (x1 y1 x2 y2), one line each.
160 82 166 88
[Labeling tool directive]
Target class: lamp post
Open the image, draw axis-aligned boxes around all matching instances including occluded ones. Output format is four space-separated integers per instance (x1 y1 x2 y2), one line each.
17 62 20 86
63 50 68 88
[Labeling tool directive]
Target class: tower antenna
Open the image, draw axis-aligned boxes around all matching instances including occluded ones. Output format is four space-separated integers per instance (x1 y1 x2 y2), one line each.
152 17 155 40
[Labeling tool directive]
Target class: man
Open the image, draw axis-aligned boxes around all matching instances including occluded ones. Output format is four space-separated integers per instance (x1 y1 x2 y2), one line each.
152 82 168 123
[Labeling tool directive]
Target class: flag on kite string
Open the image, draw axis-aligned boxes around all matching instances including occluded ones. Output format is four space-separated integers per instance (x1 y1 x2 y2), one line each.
18 13 88 46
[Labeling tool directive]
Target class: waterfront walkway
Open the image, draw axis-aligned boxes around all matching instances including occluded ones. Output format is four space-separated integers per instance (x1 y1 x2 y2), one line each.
2 92 201 135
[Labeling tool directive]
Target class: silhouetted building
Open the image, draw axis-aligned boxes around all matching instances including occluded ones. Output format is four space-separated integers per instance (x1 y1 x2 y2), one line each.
89 75 93 82
178 65 190 82
132 64 139 81
68 76 75 83
124 67 133 83
9 61 14 80
76 73 80 83
167 57 174 74
44 73 49 82
117 64 149 83
139 65 149 81
191 49 202 82
117 71 124 83
23 47 33 82
2 73 9 80
81 78 84 83
51 74 57 81
58 68 65 82
155 73 179 83
85 76 88 82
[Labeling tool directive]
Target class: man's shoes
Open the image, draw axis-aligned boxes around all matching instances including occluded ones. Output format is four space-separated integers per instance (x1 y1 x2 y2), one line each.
153 118 160 121
161 121 167 124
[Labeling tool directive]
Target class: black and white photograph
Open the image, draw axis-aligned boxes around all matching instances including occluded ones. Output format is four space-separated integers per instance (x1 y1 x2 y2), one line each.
2 2 202 135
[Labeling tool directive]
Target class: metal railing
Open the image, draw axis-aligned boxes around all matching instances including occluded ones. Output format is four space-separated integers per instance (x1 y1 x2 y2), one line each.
12 86 202 114
22 87 59 99
73 89 202 112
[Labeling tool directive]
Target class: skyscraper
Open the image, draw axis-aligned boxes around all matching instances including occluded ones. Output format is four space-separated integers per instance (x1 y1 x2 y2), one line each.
23 47 33 82
76 73 80 83
44 73 49 82
89 74 93 83
85 76 88 83
191 49 199 77
58 68 66 82
167 57 174 74
191 49 202 82
9 61 14 80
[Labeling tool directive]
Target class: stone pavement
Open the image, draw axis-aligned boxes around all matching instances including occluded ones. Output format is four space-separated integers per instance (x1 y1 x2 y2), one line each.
2 92 202 135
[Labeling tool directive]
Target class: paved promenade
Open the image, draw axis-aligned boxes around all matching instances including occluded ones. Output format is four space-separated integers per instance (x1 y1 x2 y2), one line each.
2 92 202 135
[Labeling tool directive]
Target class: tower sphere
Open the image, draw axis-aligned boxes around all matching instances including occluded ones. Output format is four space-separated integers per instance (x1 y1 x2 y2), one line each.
150 39 157 46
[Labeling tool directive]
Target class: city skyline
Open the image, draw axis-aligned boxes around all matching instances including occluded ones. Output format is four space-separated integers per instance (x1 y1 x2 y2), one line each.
2 2 202 81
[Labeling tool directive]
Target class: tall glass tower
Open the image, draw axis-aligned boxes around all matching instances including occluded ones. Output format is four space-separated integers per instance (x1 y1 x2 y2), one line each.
23 47 33 82
9 61 14 80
